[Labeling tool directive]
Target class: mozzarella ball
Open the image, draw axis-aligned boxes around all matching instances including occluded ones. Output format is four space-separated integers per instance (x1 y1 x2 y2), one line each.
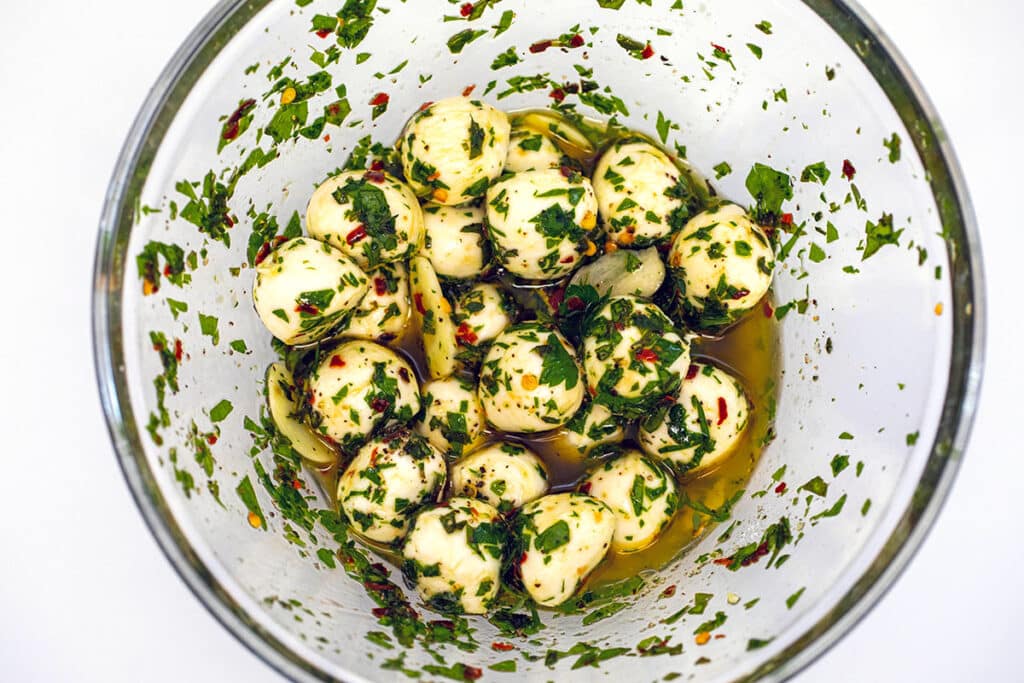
416 376 484 458
593 139 701 247
334 262 409 344
582 296 691 418
505 128 562 173
667 203 775 328
639 362 750 475
401 497 506 614
485 169 598 280
581 450 678 553
515 493 615 606
307 340 420 451
421 203 490 279
568 246 665 300
555 400 624 457
478 323 585 433
449 442 549 513
306 169 424 270
400 97 511 205
454 283 513 348
252 237 368 345
336 427 446 544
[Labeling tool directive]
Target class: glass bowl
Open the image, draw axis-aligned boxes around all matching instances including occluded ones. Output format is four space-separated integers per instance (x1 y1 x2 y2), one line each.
93 0 984 680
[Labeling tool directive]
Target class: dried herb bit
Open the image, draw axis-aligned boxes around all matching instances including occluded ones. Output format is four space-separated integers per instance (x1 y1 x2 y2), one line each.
597 0 626 8
422 662 483 681
884 132 902 163
747 637 773 650
544 642 631 670
747 43 763 59
811 494 847 521
744 162 793 226
800 161 830 185
682 489 744 523
137 241 188 294
176 172 234 246
235 475 266 529
713 161 732 179
799 476 828 497
719 517 792 570
491 47 520 70
616 33 650 60
755 20 773 34
861 213 903 260
448 28 487 53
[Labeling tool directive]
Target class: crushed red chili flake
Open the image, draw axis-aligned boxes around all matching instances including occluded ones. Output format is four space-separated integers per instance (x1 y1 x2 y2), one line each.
491 642 515 652
763 300 774 318
455 322 479 346
559 164 574 178
711 42 727 53
369 159 384 171
462 84 475 97
641 43 655 59
661 584 677 598
519 552 528 564
430 619 456 631
221 98 255 142
529 39 553 53
731 288 751 300
174 339 183 362
291 479 303 490
371 607 389 618
686 364 699 380
323 134 330 142
370 398 390 413
413 293 426 314
162 263 172 277
329 355 345 368
369 92 389 107
315 28 332 38
569 34 585 47
364 580 394 592
578 481 592 495
842 159 856 180
775 482 787 494
463 666 483 681
418 101 433 112
365 169 386 183
206 434 218 445
660 394 675 405
713 557 732 566
566 296 585 311
780 213 793 226
346 225 367 244
374 277 388 296
717 397 728 425
459 2 474 16
547 285 565 310
636 348 659 363
559 254 575 264
613 322 625 331
549 88 566 102
296 301 319 315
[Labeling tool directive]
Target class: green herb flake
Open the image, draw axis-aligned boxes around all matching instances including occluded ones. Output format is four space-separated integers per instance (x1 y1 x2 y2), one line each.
209 399 234 423
830 454 849 476
229 339 249 353
199 313 220 345
713 161 732 179
447 28 487 54
785 587 805 609
884 132 902 163
906 430 920 446
747 43 763 59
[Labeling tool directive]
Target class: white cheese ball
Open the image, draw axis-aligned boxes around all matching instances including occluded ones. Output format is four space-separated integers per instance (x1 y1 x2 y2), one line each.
639 362 750 475
307 340 420 451
582 296 691 418
667 203 775 328
593 139 701 247
400 97 511 205
505 128 562 173
555 400 624 457
253 237 369 345
336 427 446 544
449 442 549 514
581 450 678 553
515 493 615 606
478 324 585 433
421 203 489 280
485 169 598 280
454 283 513 348
306 169 424 270
334 262 409 344
401 497 506 614
416 376 484 459
568 246 665 300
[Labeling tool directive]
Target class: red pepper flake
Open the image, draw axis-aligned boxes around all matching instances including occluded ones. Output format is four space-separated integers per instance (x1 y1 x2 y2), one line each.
206 434 218 445
370 606 390 617
374 277 388 296
371 397 390 413
714 634 726 640
430 619 456 631
463 666 483 681
291 479 303 490
418 100 434 112
549 88 566 102
717 396 728 425
661 584 677 598
529 40 553 53
566 296 585 311
660 394 675 405
774 482 787 494
273 235 288 247
296 301 319 315
763 300 774 318
613 322 625 331
547 285 565 310
780 213 793 226
491 642 515 652
641 43 655 59
413 293 426 315
455 322 479 346
369 159 384 171
329 354 346 368
559 254 574 264
462 84 476 97
221 98 256 142
569 34 585 47
578 481 592 495
162 263 172 277
842 159 856 180
323 133 330 142
518 552 528 564
365 169 386 184
711 42 728 54
559 164 574 178
174 339 183 362
731 288 751 300
713 557 732 566
369 92 389 107
346 225 367 245
636 348 659 363
315 28 332 38
459 2 474 16
686 364 699 380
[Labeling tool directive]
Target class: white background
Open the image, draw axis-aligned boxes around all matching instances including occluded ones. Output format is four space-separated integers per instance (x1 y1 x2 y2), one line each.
0 1 1019 680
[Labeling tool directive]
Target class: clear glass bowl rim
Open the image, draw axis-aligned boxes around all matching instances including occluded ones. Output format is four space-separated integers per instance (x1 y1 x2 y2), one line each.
91 1 986 680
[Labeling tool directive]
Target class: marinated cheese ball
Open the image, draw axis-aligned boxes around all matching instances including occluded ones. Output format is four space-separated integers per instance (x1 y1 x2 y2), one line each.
415 376 484 458
421 203 489 280
336 427 446 544
485 169 598 280
667 203 774 328
555 400 624 457
400 97 511 205
582 296 691 418
593 139 701 247
639 362 750 475
252 237 369 345
514 493 615 606
580 450 678 553
307 340 420 451
478 323 585 433
568 246 665 300
505 127 562 173
454 283 513 348
449 442 549 513
334 262 409 343
306 169 424 270
401 497 506 614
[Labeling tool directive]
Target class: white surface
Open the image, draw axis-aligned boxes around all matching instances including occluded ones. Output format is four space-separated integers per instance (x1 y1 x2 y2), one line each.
0 0 1018 680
